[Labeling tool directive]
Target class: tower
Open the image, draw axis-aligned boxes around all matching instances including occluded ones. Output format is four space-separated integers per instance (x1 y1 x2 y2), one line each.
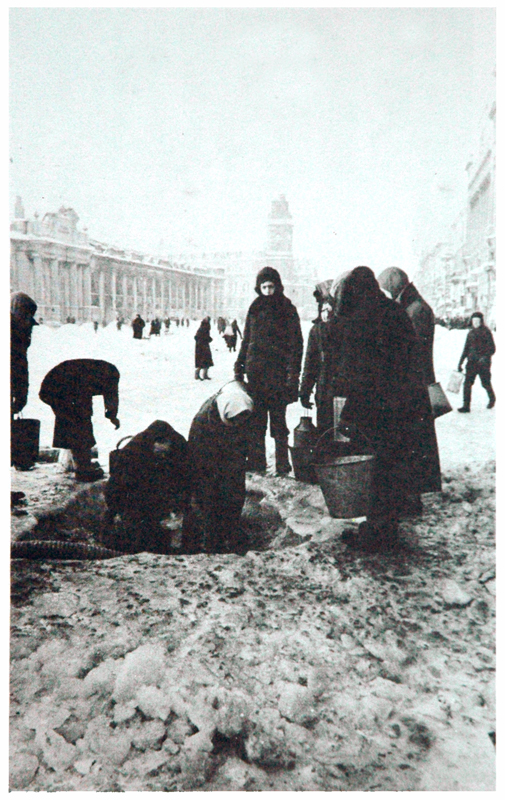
265 195 294 281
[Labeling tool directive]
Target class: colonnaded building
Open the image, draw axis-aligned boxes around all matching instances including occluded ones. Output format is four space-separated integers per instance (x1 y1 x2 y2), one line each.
10 195 316 325
415 95 496 326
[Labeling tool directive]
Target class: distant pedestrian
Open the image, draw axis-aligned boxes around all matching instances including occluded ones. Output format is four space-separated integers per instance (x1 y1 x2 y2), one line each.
186 318 190 327
150 318 161 336
175 317 180 327
132 314 145 339
39 359 120 482
11 292 39 416
93 320 99 333
194 317 213 380
234 267 303 475
181 381 254 554
164 317 171 333
457 311 496 412
217 316 226 335
116 316 124 331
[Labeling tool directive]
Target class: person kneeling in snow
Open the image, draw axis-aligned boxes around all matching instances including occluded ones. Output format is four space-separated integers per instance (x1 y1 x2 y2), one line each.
182 381 254 554
103 420 189 553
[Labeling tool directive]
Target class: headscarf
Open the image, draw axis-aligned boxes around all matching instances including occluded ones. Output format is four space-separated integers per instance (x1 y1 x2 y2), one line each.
376 267 410 301
216 381 254 424
470 311 484 323
11 292 38 324
338 266 381 316
255 267 284 296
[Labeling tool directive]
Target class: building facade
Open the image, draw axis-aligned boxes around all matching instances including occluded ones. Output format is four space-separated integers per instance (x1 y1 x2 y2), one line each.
416 99 496 326
10 202 225 325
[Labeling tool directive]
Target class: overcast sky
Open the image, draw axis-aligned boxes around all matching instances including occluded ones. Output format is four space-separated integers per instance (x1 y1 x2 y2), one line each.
9 6 495 278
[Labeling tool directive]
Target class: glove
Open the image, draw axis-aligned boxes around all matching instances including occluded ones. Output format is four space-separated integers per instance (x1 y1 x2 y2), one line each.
109 417 120 430
234 362 245 382
299 393 313 409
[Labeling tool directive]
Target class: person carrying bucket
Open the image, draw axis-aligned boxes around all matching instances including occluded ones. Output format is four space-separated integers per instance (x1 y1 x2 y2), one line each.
328 267 432 551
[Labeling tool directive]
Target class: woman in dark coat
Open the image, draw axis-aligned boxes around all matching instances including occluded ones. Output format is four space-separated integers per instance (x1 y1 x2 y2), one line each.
103 420 189 553
194 317 213 380
457 311 495 411
182 381 254 554
39 359 120 482
377 267 442 502
234 267 303 475
132 314 145 339
11 292 38 415
329 267 433 550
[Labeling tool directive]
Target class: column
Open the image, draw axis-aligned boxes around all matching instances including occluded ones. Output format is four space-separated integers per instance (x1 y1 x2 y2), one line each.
99 269 105 323
160 279 165 315
50 259 61 322
111 269 117 316
83 264 92 321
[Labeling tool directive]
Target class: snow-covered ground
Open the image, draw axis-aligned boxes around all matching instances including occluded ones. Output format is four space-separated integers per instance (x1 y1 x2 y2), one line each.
21 321 495 473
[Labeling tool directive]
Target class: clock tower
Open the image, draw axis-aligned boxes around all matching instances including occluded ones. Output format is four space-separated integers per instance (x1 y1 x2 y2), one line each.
265 195 294 281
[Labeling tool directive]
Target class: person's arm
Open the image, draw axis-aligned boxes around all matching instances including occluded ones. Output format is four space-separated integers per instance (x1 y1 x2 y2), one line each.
234 311 251 380
299 325 319 408
103 371 120 429
485 329 496 357
458 333 470 370
285 308 304 402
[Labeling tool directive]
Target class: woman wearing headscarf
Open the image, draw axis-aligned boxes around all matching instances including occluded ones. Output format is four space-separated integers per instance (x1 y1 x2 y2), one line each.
329 267 432 550
11 292 38 414
194 317 213 380
103 420 189 553
299 272 350 434
234 267 303 475
376 267 442 506
181 381 254 554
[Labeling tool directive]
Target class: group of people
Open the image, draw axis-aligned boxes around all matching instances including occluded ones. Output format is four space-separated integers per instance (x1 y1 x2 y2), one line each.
131 314 191 339
11 263 496 554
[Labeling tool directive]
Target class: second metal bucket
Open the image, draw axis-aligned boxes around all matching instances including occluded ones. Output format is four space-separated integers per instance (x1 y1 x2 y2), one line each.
315 453 375 518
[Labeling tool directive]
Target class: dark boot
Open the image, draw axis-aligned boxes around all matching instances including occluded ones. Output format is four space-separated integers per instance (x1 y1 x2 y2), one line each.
247 439 267 473
201 368 211 380
195 369 201 380
460 380 471 412
72 447 104 482
487 387 496 408
275 438 292 475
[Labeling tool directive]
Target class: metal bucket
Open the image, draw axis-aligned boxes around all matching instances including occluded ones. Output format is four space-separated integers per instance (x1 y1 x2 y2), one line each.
11 418 40 469
428 382 452 419
315 453 375 519
109 435 134 476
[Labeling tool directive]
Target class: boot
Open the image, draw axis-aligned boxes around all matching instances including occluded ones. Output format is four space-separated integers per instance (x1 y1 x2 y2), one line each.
487 387 496 408
201 368 211 380
275 438 292 475
247 439 267 474
195 369 202 380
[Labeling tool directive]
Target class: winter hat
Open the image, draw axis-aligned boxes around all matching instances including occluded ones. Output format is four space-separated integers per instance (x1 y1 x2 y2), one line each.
255 267 284 295
470 311 484 322
376 267 410 300
338 266 380 316
11 292 38 323
216 380 254 424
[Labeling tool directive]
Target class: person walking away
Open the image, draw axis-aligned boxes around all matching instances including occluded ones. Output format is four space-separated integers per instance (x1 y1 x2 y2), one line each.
329 267 432 551
217 316 226 335
181 381 254 554
234 267 303 475
93 320 99 332
39 359 120 482
164 317 171 333
299 290 336 435
103 420 189 553
230 319 242 351
377 267 442 511
457 311 496 412
223 321 235 352
149 319 158 337
194 317 213 380
11 292 38 416
132 313 145 339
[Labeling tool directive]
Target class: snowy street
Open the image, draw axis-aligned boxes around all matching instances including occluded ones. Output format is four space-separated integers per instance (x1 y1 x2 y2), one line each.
20 320 495 472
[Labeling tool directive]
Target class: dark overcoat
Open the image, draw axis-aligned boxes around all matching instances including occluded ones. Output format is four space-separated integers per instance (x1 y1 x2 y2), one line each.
182 395 249 552
397 282 441 492
132 317 145 339
459 325 495 367
11 293 38 413
299 319 334 433
234 294 303 403
194 323 214 368
39 359 120 450
329 268 436 519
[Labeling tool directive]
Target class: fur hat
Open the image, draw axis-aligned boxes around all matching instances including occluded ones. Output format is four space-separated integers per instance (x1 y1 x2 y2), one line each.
470 311 484 322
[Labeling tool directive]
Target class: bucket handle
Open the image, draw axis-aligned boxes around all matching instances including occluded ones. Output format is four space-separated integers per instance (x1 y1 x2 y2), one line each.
313 424 375 461
115 435 134 451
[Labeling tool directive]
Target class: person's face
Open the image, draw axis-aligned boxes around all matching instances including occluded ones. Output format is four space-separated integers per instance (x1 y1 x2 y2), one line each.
472 317 482 328
260 281 276 296
321 304 333 322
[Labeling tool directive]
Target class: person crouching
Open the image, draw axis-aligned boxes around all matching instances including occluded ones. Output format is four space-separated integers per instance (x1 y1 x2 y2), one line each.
181 380 254 554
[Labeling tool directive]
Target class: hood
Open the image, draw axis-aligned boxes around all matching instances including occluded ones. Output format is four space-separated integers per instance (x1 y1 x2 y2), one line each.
376 267 410 300
255 267 284 295
338 266 381 316
216 380 254 424
11 292 38 323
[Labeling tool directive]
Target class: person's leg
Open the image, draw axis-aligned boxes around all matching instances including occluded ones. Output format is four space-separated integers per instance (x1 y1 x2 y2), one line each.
195 368 201 380
460 363 477 411
478 363 495 408
270 402 291 475
247 396 268 473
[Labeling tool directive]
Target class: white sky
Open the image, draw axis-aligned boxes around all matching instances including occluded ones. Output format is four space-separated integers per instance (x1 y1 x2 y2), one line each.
9 6 495 278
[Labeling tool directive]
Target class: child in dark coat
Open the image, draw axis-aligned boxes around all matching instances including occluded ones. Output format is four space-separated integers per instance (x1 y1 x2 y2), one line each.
457 311 496 411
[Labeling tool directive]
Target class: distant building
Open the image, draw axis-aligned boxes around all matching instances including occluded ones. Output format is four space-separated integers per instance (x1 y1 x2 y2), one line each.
416 99 496 326
10 206 225 324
